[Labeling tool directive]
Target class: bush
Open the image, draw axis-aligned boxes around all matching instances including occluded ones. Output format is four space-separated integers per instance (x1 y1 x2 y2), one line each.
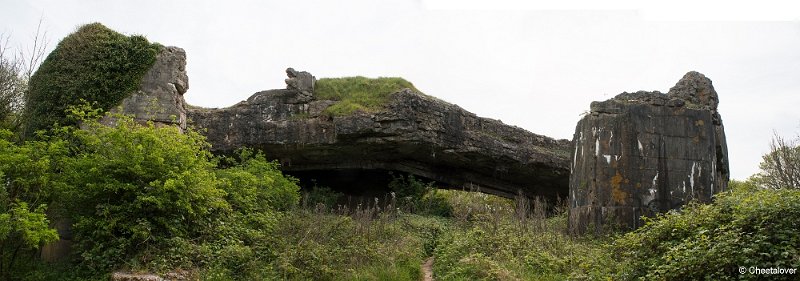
419 190 453 217
212 148 301 278
315 76 419 116
53 111 302 274
59 114 227 272
22 23 160 137
388 173 431 207
216 148 300 214
610 180 800 280
302 185 342 209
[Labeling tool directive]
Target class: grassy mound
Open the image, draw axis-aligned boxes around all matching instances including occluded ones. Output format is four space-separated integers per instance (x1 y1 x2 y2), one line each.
23 23 160 137
315 76 420 116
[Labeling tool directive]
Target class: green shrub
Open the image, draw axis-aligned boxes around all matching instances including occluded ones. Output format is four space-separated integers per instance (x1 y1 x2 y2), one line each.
23 23 160 137
611 180 800 280
60 114 226 272
436 189 515 223
388 173 431 205
303 185 343 209
216 148 300 214
419 189 453 217
315 76 419 116
211 149 301 279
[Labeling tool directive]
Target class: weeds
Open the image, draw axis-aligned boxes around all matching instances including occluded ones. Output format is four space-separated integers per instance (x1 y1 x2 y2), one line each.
422 187 613 280
274 181 612 281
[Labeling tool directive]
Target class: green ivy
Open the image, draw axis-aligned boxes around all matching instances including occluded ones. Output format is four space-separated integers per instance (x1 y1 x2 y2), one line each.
22 22 160 137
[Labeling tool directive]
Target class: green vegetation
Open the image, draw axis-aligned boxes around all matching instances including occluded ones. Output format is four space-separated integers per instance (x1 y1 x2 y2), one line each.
22 23 160 137
0 20 47 133
249 179 611 281
606 180 800 280
1 107 302 279
0 128 66 280
266 208 433 280
432 191 610 281
315 76 419 116
384 173 452 217
751 133 800 189
2 110 799 280
0 45 26 130
4 22 800 281
64 111 226 272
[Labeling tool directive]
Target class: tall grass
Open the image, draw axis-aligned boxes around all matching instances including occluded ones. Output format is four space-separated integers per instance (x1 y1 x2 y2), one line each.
273 184 612 281
432 188 612 280
266 188 440 281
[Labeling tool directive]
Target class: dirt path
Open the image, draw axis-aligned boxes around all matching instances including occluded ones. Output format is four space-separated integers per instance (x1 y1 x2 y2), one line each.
421 257 434 281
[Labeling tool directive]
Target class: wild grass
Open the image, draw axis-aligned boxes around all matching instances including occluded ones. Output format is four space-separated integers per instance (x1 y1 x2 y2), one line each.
269 182 613 281
432 189 614 280
263 187 444 281
314 76 420 116
19 181 614 281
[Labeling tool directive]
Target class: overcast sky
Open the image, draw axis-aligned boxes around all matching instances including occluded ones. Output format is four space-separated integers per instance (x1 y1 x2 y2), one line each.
2 0 799 180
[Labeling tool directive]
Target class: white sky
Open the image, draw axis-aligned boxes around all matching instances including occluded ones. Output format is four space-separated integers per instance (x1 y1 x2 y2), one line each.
2 0 799 180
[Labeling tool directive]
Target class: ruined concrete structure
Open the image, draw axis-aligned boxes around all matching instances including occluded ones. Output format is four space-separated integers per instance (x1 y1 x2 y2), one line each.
106 46 730 234
188 69 571 199
568 71 729 234
99 46 571 199
110 46 190 129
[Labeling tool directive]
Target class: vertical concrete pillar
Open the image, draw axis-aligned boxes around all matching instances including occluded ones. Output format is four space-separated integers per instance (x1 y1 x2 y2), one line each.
569 72 729 234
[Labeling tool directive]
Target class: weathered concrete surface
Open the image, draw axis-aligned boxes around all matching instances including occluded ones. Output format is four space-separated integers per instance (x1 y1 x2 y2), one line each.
568 71 729 234
111 46 189 129
188 69 572 199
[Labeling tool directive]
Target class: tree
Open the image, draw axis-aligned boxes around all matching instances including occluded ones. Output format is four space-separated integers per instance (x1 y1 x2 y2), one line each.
0 19 48 131
753 132 800 189
0 129 63 279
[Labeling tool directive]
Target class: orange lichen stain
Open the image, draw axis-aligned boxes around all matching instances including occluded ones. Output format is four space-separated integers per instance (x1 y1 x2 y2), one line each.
610 171 628 204
611 186 627 205
610 172 623 188
695 120 705 126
